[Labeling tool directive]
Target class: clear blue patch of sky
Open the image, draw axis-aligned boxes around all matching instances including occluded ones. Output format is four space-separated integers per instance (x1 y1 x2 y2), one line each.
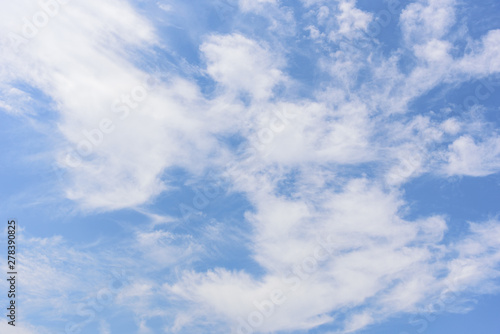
402 173 500 242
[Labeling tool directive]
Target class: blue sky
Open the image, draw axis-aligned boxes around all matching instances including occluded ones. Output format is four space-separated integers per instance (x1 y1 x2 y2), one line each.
1 0 500 333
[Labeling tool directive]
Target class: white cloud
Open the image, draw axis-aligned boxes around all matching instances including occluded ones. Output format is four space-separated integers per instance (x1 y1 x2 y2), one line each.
441 118 462 135
239 0 277 13
201 33 286 101
0 86 32 114
149 5 500 330
445 221 500 297
0 0 234 211
236 100 375 167
164 176 500 333
305 25 322 39
329 0 372 41
301 1 372 42
317 5 330 23
414 39 453 63
1 0 494 213
400 0 457 44
343 312 374 333
446 135 500 176
457 29 500 75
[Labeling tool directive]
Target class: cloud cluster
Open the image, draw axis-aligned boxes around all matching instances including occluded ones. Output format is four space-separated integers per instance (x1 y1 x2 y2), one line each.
164 178 500 333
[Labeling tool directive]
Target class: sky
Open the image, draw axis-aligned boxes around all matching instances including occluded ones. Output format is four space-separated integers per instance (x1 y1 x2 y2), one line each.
0 0 500 333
